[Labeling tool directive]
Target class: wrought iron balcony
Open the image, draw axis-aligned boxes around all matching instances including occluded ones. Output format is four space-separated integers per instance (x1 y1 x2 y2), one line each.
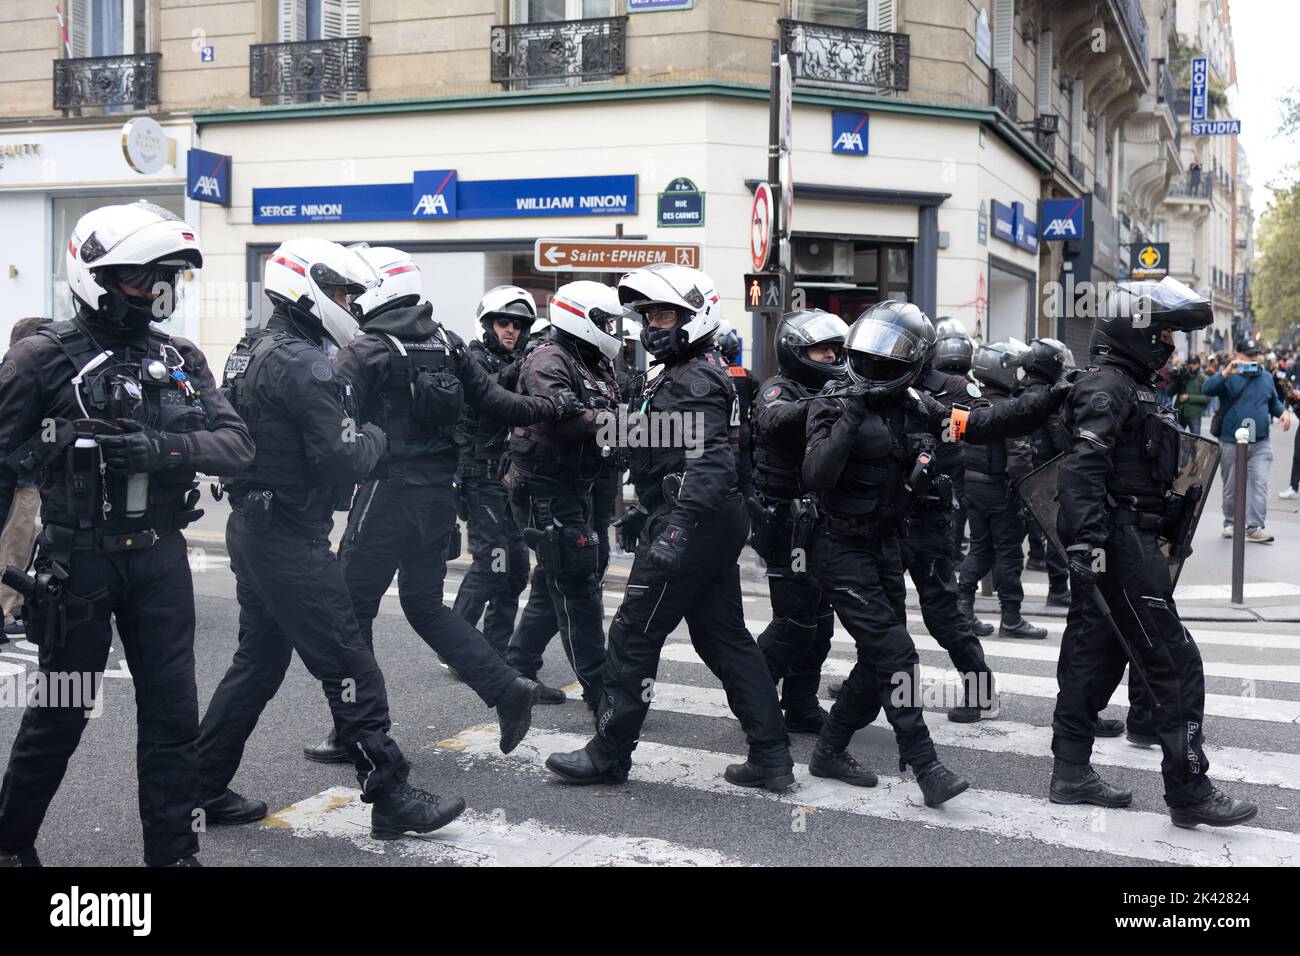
1093 183 1109 206
1035 127 1057 160
779 19 909 93
990 68 1016 121
1166 172 1213 199
1069 154 1085 182
1112 0 1149 66
53 52 160 114
249 36 369 100
490 17 627 87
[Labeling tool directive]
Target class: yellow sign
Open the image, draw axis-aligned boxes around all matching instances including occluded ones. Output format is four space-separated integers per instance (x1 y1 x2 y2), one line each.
1138 245 1162 269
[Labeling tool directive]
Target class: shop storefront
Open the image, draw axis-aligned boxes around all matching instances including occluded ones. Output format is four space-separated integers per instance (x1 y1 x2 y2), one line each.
0 117 197 343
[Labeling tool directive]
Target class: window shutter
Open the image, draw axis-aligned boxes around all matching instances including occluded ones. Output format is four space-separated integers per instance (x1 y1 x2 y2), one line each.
278 0 305 42
1070 78 1084 156
994 0 1014 75
510 0 529 23
873 0 896 33
321 0 345 39
68 0 91 57
344 0 361 37
1035 30 1052 116
1094 115 1107 189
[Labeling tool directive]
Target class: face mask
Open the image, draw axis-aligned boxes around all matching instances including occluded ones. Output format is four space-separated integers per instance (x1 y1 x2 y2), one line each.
641 325 677 358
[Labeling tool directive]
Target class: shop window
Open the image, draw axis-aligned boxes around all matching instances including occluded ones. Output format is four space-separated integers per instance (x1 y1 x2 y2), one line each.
791 236 911 324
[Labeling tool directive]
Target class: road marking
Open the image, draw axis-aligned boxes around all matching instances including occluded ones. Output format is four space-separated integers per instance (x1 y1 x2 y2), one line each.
628 681 1300 790
659 644 1300 724
260 787 740 866
439 727 1300 867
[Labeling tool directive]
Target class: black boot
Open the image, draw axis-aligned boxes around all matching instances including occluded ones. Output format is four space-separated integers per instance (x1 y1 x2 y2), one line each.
536 682 568 705
998 608 1047 640
370 783 466 839
809 744 878 787
1170 788 1258 829
496 676 542 755
783 705 829 735
1126 725 1160 747
914 761 969 808
303 728 351 764
826 680 843 699
1045 588 1071 607
1094 717 1125 737
0 847 41 867
724 759 796 792
947 672 999 723
545 745 631 785
201 788 268 825
1049 758 1132 807
957 592 994 637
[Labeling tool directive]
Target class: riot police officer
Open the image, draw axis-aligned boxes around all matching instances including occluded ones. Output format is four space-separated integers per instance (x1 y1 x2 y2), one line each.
957 340 1049 640
933 317 974 560
1022 337 1073 607
300 251 578 764
0 203 254 867
1048 277 1256 828
545 265 793 789
718 320 758 495
750 309 849 733
506 281 622 711
452 287 535 658
197 239 465 840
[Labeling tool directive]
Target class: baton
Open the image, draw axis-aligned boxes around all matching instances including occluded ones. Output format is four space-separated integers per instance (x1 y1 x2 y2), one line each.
1087 583 1163 711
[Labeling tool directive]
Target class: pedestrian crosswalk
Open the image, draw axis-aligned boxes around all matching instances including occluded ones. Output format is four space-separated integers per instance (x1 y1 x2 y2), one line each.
249 571 1300 868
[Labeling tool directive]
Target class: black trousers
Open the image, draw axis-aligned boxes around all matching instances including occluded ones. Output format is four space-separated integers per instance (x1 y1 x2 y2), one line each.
0 530 199 866
507 483 606 704
1291 427 1300 492
812 526 937 771
951 471 967 560
958 477 1026 612
1026 518 1070 594
591 472 618 577
756 558 834 715
1052 524 1211 807
197 507 407 802
451 475 529 656
589 494 790 768
342 480 518 707
901 507 991 699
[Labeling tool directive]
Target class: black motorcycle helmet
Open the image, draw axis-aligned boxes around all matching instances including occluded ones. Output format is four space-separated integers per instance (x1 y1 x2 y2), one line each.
717 326 741 363
972 339 1032 392
843 300 933 400
774 309 849 389
1024 336 1075 384
1092 277 1212 371
932 317 974 374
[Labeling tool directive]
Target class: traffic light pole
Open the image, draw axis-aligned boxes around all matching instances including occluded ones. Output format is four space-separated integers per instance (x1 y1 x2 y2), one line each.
759 39 784 382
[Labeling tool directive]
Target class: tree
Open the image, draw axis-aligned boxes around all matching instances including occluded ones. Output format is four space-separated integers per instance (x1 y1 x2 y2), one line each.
1252 89 1300 343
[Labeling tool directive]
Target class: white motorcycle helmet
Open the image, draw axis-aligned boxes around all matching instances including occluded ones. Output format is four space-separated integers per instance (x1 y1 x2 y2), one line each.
618 263 721 360
66 202 202 327
264 237 377 348
548 281 625 362
351 246 424 319
475 285 536 353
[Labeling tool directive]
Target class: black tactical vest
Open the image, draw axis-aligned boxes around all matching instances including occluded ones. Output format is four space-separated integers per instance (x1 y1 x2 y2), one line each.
373 332 456 458
752 374 809 503
456 341 514 474
511 340 617 486
222 330 314 492
1073 366 1182 505
821 401 910 519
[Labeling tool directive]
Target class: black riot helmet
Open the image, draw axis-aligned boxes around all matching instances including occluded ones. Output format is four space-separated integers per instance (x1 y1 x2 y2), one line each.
717 323 742 363
1092 277 1212 371
1024 336 1075 384
843 300 933 400
932 316 974 374
774 309 850 388
972 338 1032 392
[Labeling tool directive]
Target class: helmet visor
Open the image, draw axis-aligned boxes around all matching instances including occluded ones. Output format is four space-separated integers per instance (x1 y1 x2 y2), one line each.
792 312 851 349
845 317 924 363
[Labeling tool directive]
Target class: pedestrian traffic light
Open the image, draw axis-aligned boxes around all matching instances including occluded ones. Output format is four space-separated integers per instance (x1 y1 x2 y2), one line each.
743 273 782 313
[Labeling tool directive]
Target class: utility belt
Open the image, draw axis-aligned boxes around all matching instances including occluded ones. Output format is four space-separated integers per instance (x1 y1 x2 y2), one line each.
964 469 1009 485
458 457 504 481
41 517 182 556
1110 508 1164 532
819 507 901 541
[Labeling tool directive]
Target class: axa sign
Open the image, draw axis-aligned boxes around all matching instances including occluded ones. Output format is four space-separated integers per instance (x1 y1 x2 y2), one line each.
831 111 869 155
1039 197 1086 242
410 169 458 218
186 148 231 207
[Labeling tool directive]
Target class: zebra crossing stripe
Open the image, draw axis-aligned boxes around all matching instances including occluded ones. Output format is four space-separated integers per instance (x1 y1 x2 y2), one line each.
437 727 1300 867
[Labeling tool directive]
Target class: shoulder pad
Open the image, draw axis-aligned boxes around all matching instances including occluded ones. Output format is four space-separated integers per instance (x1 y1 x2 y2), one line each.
43 319 83 340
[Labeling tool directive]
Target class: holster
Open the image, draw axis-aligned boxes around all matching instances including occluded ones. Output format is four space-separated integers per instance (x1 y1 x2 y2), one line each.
240 490 275 533
746 499 783 564
788 496 819 567
446 522 463 562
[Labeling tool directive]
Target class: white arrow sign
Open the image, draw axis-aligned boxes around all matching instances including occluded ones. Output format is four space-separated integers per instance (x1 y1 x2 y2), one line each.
544 246 566 265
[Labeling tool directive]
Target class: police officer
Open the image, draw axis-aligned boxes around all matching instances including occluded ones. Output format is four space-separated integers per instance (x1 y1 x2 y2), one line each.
957 340 1049 640
1049 277 1257 828
196 238 464 841
301 251 579 764
750 309 849 733
933 318 974 560
718 320 758 495
1022 337 1074 607
545 265 793 789
0 203 254 867
506 281 622 711
452 287 536 658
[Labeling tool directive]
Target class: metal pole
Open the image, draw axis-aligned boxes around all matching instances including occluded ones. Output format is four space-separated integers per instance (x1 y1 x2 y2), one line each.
753 39 781 383
1231 426 1249 605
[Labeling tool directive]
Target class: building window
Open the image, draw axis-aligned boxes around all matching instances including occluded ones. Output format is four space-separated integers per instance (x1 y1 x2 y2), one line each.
67 0 148 57
790 0 895 32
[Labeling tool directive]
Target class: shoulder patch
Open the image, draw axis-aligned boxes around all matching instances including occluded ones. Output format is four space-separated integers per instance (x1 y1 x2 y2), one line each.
311 361 334 383
1089 391 1112 411
966 382 981 398
690 377 711 398
0 360 16 384
763 385 782 401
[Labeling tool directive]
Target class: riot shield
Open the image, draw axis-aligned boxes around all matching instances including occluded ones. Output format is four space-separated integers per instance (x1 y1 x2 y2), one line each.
1014 433 1220 589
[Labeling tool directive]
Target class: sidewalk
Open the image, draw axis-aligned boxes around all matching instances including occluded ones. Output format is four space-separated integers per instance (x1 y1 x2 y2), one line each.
183 422 1300 623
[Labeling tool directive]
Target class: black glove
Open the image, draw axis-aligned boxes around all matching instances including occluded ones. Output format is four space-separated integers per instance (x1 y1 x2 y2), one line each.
644 523 691 577
1048 377 1075 405
613 504 649 553
550 388 583 420
96 421 188 473
1065 542 1100 590
908 388 948 429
